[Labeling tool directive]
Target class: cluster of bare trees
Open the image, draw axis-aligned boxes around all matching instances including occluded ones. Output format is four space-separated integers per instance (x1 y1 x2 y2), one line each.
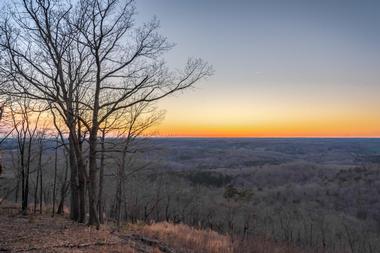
0 0 211 227
104 169 377 253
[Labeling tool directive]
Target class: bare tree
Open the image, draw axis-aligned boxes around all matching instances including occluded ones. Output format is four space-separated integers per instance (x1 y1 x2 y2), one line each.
97 114 121 224
33 129 46 214
74 0 212 227
112 103 164 228
9 98 42 214
0 0 212 226
0 0 90 221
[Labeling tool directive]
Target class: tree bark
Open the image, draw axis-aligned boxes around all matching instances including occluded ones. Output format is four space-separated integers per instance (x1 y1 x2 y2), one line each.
22 136 33 214
98 130 105 224
68 132 79 221
33 159 39 214
39 141 43 214
57 149 69 215
52 138 58 216
87 131 99 227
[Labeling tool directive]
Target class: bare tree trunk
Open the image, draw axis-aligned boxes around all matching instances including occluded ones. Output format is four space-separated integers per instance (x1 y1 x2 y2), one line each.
15 177 20 203
116 176 122 229
116 149 127 229
39 140 43 214
57 148 69 215
20 139 26 213
22 136 33 214
75 115 87 223
87 49 101 227
33 138 43 214
33 160 39 214
78 166 86 223
78 147 86 223
69 132 79 221
98 130 106 224
88 131 99 227
52 137 58 216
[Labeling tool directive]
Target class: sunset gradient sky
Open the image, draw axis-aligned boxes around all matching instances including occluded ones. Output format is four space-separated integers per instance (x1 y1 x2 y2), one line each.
137 0 380 137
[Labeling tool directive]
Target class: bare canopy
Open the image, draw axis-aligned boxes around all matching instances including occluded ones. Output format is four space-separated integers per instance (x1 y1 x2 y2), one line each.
0 0 212 226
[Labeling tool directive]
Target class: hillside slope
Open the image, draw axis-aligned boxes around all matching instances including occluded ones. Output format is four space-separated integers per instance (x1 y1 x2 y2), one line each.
0 204 305 253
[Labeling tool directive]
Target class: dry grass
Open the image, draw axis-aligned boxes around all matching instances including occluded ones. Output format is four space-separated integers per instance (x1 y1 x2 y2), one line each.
136 222 309 253
137 222 233 253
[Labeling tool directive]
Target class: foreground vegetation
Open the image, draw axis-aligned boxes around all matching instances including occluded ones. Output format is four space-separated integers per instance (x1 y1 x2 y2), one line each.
2 138 380 253
0 202 306 253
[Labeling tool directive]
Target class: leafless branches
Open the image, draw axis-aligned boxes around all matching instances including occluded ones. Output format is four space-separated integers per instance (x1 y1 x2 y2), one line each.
0 0 212 226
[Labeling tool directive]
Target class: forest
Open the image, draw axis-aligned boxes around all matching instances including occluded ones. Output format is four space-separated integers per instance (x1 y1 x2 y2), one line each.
1 137 380 253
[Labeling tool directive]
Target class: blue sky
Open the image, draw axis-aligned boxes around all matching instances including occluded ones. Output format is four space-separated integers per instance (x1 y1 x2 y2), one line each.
135 0 380 137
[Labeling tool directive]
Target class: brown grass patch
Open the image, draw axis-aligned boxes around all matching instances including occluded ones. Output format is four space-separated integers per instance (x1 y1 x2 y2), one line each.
136 222 310 253
137 222 233 253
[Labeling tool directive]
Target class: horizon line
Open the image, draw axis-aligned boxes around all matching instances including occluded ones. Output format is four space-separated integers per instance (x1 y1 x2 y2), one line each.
148 135 380 139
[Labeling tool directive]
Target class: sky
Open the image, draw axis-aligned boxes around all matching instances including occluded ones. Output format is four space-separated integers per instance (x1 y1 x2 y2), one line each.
2 1 379 138
135 0 380 137
31 0 380 138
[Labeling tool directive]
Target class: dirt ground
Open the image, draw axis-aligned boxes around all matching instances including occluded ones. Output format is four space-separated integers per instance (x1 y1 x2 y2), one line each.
0 205 171 253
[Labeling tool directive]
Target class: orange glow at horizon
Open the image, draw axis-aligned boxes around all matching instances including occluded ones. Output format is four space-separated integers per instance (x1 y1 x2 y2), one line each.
153 91 380 138
155 122 380 138
16 84 380 138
